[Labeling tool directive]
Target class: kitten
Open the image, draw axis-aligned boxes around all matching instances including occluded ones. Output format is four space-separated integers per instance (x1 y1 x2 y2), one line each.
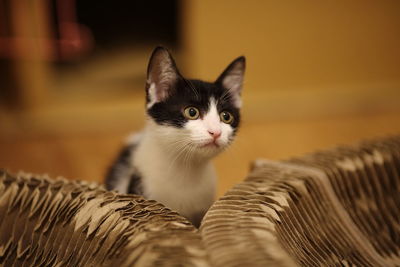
105 46 245 227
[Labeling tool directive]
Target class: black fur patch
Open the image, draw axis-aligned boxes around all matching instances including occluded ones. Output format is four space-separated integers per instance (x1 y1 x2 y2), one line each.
128 170 143 195
147 78 241 130
105 143 143 195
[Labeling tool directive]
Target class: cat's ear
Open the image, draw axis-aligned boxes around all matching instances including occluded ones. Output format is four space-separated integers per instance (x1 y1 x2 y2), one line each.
146 46 180 108
215 56 245 108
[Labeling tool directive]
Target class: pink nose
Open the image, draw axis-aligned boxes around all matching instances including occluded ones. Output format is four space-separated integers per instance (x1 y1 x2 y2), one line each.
208 130 221 139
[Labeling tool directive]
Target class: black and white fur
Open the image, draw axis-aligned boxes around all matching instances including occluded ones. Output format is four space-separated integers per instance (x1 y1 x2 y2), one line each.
105 47 245 227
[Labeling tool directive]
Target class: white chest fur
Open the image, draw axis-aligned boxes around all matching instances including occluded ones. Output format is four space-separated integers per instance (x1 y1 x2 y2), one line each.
132 129 217 223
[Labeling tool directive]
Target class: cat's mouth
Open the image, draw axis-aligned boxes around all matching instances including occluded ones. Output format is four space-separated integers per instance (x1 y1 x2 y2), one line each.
201 140 220 148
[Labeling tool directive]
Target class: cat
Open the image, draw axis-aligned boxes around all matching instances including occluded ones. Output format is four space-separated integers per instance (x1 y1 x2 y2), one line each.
105 46 245 227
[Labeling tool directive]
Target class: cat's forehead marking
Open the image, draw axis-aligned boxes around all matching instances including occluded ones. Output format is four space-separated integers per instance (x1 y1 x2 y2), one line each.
199 98 223 135
203 98 219 119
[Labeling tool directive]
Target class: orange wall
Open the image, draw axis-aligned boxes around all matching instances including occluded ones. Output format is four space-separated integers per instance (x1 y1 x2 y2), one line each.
182 1 400 93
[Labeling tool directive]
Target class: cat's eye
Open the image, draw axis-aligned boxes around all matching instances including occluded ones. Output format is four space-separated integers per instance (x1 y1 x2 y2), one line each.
183 107 200 120
220 111 234 124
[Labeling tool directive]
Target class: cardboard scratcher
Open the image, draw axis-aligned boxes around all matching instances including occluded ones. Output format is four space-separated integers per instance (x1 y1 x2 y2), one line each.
1 135 400 266
0 173 206 266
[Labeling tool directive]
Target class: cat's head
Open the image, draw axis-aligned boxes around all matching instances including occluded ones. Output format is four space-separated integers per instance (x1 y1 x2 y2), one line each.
145 46 245 160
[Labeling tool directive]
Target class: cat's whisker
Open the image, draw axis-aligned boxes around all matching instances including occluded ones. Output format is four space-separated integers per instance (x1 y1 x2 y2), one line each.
165 143 190 159
184 78 200 101
167 141 192 173
168 150 185 171
184 143 197 169
154 131 191 140
220 89 230 102
164 140 193 153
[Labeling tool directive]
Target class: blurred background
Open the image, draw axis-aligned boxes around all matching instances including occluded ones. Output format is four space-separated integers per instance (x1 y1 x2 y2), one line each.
1 0 400 196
